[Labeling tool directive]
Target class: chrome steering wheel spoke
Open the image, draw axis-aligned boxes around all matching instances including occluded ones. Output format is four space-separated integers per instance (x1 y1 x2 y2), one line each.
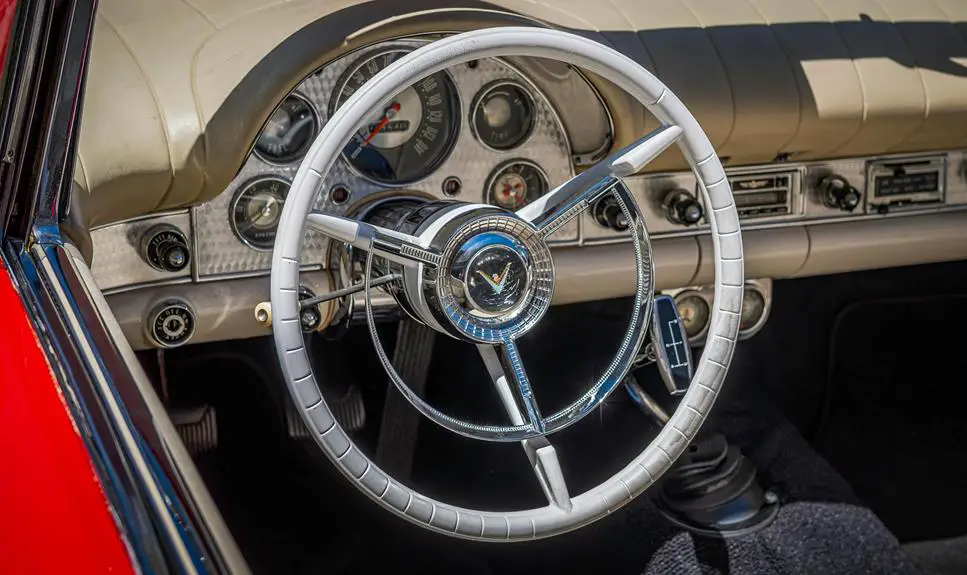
478 342 545 433
517 124 683 237
478 343 572 511
306 211 441 268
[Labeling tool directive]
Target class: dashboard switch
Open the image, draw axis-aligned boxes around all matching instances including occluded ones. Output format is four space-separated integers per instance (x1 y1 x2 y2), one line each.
298 287 323 333
141 224 190 273
663 190 703 226
592 196 630 232
147 300 195 348
819 174 861 212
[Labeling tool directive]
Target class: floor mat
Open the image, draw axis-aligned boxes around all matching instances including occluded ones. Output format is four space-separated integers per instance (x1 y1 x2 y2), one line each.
904 535 967 575
817 295 967 542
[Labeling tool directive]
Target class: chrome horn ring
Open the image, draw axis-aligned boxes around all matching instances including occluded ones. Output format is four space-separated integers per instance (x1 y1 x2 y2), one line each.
357 185 652 442
271 27 743 541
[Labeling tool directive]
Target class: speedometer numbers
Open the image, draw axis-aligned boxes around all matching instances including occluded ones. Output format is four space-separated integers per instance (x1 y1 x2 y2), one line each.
332 48 460 185
486 161 548 210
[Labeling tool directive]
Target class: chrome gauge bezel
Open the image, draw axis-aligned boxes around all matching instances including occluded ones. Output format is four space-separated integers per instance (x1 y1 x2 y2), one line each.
230 176 291 251
146 299 196 348
253 92 320 166
469 79 536 152
328 44 462 187
668 279 773 345
739 283 770 336
673 289 711 344
483 158 549 210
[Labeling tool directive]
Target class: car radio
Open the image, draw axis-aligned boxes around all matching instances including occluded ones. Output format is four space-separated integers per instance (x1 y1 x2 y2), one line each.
866 155 946 213
725 169 801 220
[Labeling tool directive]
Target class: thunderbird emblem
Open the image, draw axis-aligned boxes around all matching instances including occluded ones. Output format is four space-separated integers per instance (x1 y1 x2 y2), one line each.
462 243 529 315
476 262 513 294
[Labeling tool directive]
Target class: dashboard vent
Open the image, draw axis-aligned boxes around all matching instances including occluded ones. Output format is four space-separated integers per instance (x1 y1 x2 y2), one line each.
727 170 800 219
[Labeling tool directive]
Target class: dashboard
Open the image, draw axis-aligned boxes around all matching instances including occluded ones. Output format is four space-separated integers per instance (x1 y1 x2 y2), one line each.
75 3 967 351
91 39 601 293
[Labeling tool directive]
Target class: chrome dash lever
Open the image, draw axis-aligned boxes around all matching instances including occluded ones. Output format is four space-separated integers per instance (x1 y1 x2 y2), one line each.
651 294 693 396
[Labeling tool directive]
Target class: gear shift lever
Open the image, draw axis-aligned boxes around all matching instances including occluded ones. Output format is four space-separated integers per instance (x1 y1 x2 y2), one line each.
625 296 779 536
624 294 691 425
656 433 779 537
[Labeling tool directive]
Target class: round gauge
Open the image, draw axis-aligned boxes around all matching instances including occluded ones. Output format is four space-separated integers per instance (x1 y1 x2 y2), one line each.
231 177 290 250
740 288 767 332
472 82 535 151
675 292 711 340
331 48 460 185
254 94 318 164
486 160 548 210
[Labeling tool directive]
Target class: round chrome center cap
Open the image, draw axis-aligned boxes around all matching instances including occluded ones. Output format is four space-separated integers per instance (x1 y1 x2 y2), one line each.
464 244 529 315
434 215 554 344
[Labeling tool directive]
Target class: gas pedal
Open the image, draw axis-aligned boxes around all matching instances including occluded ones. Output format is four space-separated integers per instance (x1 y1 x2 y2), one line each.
171 405 218 455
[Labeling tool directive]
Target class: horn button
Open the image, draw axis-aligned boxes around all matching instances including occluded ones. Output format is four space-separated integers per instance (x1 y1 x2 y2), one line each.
455 233 530 316
426 214 555 343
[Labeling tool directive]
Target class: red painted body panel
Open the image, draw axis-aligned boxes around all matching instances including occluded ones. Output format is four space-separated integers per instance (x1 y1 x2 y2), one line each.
0 261 135 573
0 0 13 73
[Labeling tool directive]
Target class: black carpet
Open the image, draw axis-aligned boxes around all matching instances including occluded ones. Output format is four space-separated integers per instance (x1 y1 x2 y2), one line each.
904 535 967 575
817 295 967 543
640 401 922 575
342 400 921 574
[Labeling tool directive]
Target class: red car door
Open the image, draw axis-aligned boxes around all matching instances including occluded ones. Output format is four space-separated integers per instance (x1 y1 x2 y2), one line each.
0 258 134 573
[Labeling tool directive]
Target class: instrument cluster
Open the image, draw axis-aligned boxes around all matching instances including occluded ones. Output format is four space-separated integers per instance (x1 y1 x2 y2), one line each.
187 38 574 279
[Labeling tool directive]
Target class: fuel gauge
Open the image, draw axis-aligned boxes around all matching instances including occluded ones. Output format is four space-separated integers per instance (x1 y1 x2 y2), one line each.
485 160 548 210
254 94 318 164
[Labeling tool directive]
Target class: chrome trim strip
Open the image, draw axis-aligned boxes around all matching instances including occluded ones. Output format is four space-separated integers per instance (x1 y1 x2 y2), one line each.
88 208 192 231
62 242 250 573
101 275 194 296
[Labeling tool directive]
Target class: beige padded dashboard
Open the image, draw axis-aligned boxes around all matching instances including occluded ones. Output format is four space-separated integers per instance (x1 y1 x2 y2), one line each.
76 0 967 226
75 0 967 350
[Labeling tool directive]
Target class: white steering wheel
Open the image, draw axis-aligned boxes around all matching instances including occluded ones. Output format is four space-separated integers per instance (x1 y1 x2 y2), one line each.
270 27 743 541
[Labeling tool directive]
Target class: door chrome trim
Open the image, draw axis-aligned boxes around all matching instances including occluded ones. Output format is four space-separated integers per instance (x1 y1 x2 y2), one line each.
62 242 250 573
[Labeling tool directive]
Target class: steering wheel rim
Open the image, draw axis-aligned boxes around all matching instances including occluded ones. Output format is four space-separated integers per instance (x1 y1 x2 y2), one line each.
271 27 743 541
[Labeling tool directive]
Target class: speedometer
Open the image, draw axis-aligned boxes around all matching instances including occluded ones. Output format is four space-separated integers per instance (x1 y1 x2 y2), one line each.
331 47 460 185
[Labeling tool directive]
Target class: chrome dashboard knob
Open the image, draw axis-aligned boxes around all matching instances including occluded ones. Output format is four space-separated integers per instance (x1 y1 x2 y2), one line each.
819 174 861 212
140 224 190 273
592 195 630 231
663 189 704 226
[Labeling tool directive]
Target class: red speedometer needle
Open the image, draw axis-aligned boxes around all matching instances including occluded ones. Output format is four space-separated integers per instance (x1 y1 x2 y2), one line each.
351 102 401 158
